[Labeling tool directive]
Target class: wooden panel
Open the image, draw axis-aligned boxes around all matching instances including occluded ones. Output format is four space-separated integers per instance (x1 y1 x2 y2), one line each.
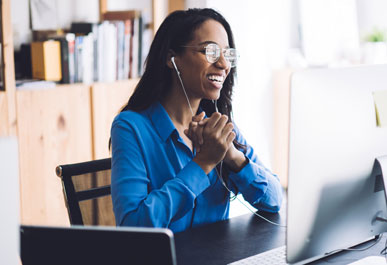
169 0 185 13
272 69 293 188
152 0 168 34
16 84 93 225
1 0 16 136
99 0 107 21
0 92 9 136
91 79 138 159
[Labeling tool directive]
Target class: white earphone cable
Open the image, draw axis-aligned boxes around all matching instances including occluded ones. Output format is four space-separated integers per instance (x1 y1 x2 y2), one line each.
215 156 286 228
171 57 194 116
172 57 284 227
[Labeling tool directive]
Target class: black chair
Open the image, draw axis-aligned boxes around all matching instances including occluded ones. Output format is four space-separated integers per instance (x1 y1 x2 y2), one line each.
56 158 115 226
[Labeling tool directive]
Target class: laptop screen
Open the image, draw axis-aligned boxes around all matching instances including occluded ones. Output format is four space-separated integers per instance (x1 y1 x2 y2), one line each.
20 225 177 265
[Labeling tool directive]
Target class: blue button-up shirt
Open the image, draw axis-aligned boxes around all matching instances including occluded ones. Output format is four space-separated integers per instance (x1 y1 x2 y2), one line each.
111 102 283 233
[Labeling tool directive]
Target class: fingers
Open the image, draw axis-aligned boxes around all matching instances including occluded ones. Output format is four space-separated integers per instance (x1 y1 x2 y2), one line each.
222 122 234 140
226 131 236 146
186 119 205 152
214 114 229 132
205 112 222 129
196 123 204 145
189 122 200 151
187 112 234 157
192 111 205 122
187 111 206 150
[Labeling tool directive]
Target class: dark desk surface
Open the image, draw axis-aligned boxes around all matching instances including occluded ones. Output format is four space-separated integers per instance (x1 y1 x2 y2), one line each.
174 208 386 265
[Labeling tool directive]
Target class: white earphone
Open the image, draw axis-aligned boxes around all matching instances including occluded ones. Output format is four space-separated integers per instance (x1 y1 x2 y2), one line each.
171 57 180 75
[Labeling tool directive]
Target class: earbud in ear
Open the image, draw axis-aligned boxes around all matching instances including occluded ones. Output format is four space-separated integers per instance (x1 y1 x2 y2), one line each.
171 56 180 75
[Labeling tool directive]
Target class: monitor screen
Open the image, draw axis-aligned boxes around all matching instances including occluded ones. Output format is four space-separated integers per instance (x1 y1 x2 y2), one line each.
287 64 387 264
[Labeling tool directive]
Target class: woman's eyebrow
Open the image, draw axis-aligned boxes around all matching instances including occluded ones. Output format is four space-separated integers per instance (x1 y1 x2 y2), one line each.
197 40 216 45
197 41 230 48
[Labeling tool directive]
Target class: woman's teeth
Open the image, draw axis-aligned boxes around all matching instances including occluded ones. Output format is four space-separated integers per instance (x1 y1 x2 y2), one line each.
207 75 224 82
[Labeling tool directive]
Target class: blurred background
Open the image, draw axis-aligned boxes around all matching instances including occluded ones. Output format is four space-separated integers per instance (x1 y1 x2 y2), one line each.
7 0 387 219
12 0 387 157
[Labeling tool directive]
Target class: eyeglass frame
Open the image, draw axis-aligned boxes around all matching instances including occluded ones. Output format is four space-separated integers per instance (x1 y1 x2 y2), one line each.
181 43 239 68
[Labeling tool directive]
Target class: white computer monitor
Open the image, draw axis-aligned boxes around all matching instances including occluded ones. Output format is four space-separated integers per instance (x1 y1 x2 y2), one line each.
287 64 387 264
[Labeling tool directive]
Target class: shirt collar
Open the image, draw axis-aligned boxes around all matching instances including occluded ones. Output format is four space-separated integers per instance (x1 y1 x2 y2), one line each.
146 102 177 142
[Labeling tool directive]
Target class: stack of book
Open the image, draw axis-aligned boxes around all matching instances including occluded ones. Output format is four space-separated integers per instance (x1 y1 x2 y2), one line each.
29 10 147 84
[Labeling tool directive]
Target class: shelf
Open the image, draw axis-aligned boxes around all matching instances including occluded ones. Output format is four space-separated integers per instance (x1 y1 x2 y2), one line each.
17 83 92 225
1 0 176 225
91 78 139 159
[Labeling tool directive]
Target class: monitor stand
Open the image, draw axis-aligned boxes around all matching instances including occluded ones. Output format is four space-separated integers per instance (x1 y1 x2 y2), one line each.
358 157 387 265
373 156 387 223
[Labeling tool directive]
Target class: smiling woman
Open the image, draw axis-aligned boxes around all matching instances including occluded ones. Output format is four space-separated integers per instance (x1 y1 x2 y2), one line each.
110 8 283 233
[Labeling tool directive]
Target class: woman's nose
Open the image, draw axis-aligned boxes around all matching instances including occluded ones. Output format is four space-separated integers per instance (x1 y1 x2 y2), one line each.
214 51 230 70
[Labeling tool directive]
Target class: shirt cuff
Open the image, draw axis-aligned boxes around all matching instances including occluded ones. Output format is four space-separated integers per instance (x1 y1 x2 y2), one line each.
228 157 268 192
176 160 210 196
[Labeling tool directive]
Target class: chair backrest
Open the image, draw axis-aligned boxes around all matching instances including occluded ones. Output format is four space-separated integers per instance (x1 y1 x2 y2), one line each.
56 158 115 226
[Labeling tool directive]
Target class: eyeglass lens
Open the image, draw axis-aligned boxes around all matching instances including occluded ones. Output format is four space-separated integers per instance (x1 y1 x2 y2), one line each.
205 43 238 67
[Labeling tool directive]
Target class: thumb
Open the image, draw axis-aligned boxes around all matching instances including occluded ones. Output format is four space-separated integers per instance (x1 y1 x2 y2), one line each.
192 111 205 122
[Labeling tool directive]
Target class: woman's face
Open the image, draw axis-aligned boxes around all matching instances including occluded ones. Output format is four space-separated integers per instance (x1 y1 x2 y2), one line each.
177 19 231 101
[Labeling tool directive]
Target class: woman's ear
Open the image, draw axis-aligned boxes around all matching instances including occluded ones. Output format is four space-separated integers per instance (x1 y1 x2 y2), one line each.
166 50 176 69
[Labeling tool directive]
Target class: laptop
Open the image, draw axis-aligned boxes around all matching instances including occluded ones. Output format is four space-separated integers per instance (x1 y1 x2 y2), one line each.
20 225 177 265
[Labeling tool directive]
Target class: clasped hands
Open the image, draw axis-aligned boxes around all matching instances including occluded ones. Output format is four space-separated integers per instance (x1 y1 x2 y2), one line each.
184 111 246 174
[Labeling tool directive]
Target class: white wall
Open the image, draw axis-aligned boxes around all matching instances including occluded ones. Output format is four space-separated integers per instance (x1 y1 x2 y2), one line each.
186 0 297 217
0 137 19 265
187 0 297 169
12 0 30 49
357 0 387 37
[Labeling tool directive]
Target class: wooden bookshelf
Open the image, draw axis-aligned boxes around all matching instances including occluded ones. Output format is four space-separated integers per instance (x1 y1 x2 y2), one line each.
17 84 93 225
0 0 16 137
91 79 139 159
0 0 181 225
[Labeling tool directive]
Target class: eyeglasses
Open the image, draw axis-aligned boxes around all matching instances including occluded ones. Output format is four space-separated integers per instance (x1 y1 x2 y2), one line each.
182 43 239 68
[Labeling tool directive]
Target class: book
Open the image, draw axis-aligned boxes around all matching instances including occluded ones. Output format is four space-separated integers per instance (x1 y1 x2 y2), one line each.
70 22 97 35
81 33 94 84
92 24 99 82
96 21 117 82
70 22 98 83
102 22 117 82
123 20 131 79
14 43 33 79
97 22 105 82
74 36 84 83
131 16 139 78
67 34 76 84
49 33 76 84
112 21 125 80
102 10 142 79
30 40 62 81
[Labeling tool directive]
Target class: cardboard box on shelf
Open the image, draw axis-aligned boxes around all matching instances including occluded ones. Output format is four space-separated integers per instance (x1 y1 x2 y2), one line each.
31 40 62 81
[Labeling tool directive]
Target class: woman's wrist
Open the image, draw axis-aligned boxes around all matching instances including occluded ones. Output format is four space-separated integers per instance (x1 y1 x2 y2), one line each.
224 149 248 173
193 157 216 175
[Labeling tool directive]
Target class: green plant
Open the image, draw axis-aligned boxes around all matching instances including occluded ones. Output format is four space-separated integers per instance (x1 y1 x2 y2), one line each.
365 28 387 42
